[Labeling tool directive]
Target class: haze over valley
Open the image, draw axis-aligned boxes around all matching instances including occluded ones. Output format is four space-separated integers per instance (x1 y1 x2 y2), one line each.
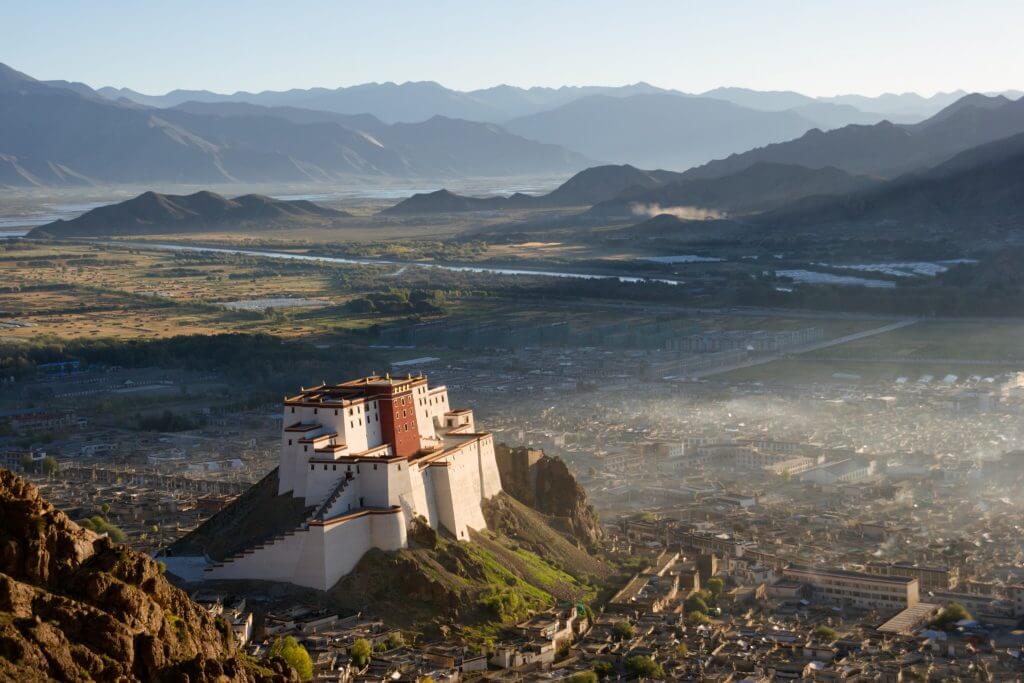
5 3 1024 680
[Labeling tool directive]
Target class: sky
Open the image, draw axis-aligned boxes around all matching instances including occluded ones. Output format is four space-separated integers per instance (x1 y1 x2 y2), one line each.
5 0 1024 97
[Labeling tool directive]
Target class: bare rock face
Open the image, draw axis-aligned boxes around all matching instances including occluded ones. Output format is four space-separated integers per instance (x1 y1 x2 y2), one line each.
494 444 603 549
0 469 298 682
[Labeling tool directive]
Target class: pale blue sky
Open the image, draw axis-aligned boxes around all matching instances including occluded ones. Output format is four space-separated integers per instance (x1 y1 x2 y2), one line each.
5 0 1023 96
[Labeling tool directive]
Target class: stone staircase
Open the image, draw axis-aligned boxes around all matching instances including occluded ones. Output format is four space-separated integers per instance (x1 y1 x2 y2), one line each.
205 473 354 572
312 472 354 521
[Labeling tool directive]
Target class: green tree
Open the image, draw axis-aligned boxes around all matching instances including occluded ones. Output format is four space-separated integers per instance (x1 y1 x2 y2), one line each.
932 602 972 629
813 625 838 641
269 636 313 681
568 672 598 683
612 621 635 641
350 638 372 668
625 655 664 679
593 661 615 678
684 594 709 615
386 631 405 649
81 516 126 543
676 642 689 657
686 611 711 625
705 577 724 598
41 455 59 477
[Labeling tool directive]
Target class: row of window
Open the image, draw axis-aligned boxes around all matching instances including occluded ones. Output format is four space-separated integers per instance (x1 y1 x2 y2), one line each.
310 462 401 472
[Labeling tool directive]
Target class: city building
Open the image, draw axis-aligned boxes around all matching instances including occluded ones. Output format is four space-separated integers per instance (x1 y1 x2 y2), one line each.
783 565 919 611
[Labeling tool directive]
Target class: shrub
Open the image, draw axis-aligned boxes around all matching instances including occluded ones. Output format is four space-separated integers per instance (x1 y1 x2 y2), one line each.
625 655 664 679
569 672 598 683
684 593 709 615
349 638 372 668
705 577 724 598
269 636 313 681
612 621 635 641
932 602 972 629
813 625 838 641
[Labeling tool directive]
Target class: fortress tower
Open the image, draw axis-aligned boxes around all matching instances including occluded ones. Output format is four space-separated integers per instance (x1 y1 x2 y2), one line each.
203 374 503 591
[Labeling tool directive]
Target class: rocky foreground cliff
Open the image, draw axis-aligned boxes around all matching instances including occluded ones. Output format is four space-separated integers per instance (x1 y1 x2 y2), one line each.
0 469 297 682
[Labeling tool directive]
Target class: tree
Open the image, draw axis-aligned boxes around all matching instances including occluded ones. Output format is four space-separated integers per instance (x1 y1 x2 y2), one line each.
612 621 636 641
705 577 724 598
932 602 972 629
350 638 372 668
41 455 58 477
569 672 598 683
686 611 711 626
813 625 838 641
676 643 689 657
386 631 405 649
593 661 615 678
625 655 664 679
684 594 709 615
269 636 312 681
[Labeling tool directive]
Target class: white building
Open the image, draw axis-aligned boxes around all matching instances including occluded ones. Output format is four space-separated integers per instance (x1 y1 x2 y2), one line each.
203 374 502 591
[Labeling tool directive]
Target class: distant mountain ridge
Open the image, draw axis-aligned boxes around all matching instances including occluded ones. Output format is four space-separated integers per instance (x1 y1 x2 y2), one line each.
0 63 590 187
755 130 1024 233
29 190 345 237
682 94 1024 180
381 164 683 214
87 76 1022 126
504 93 819 169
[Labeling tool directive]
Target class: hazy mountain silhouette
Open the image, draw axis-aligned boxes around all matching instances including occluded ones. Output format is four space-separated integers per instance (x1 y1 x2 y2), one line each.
0 63 589 186
683 94 1024 180
756 130 1024 232
504 93 818 170
95 81 678 123
29 190 346 237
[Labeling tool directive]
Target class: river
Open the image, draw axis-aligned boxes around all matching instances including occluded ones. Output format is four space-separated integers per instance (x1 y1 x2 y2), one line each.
116 241 685 286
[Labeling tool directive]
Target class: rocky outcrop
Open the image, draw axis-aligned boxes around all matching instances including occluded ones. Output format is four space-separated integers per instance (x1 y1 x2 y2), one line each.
494 444 603 549
0 469 297 682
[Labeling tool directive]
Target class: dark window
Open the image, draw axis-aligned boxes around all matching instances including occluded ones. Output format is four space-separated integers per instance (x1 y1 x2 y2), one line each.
398 464 402 471
288 439 292 446
291 407 295 413
310 464 314 470
359 497 364 507
373 463 377 470
314 408 318 414
303 445 308 452
323 465 327 470
334 409 338 416
333 465 337 471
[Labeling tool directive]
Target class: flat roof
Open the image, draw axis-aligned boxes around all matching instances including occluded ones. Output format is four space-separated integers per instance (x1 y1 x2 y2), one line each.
786 564 916 585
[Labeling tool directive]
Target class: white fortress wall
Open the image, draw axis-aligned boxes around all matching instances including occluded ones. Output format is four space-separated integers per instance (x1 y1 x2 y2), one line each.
303 463 347 507
476 434 502 499
208 525 328 590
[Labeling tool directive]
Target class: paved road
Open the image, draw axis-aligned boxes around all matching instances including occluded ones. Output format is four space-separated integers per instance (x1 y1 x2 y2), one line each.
687 318 919 379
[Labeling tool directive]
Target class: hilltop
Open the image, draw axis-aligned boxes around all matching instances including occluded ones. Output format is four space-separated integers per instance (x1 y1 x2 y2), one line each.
169 448 612 635
29 190 347 238
0 469 296 681
381 164 684 214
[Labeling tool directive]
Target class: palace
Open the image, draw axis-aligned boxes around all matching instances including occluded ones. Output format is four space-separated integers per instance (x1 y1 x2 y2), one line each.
203 374 502 591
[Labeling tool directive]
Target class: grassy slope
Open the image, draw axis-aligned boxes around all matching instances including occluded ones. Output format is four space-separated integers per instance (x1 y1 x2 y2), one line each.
325 493 612 638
